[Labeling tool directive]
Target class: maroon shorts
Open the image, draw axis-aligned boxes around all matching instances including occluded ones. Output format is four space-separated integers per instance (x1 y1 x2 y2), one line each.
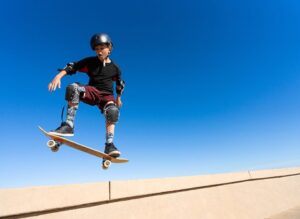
80 86 115 112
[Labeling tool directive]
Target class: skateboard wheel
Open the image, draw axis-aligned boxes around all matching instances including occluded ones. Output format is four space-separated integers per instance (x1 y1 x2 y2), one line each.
51 146 59 152
47 140 60 152
102 160 111 170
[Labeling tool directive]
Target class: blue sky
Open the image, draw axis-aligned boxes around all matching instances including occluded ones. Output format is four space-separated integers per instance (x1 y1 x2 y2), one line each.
1 0 300 188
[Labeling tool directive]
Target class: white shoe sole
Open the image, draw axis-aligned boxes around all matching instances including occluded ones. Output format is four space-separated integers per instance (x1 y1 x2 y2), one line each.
108 151 121 157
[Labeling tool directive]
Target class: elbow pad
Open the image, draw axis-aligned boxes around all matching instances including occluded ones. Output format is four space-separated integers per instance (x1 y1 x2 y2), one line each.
57 62 76 75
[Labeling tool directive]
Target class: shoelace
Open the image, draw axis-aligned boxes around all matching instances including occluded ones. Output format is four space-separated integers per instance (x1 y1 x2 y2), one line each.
61 106 65 124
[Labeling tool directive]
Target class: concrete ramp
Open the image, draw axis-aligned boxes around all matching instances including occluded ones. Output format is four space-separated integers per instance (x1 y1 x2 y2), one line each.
1 167 300 218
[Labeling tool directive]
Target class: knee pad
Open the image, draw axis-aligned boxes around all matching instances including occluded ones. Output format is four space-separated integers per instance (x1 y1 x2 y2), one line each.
104 103 120 124
65 83 85 104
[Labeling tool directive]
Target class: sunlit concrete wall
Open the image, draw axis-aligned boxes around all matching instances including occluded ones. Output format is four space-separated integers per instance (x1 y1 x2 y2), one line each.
1 167 300 219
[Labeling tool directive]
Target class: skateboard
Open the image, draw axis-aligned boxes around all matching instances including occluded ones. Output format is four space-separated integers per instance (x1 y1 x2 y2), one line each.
38 126 128 169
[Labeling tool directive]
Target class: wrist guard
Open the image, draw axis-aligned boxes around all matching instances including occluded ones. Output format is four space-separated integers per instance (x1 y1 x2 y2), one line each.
116 80 125 95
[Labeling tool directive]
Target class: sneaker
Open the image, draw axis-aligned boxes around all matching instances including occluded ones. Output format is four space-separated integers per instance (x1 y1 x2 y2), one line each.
49 122 74 137
104 143 121 158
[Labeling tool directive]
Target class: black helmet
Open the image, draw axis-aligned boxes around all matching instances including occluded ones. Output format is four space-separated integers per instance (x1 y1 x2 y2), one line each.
90 33 113 50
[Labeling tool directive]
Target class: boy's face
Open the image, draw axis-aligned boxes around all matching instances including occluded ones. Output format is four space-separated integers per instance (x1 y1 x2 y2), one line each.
94 44 111 61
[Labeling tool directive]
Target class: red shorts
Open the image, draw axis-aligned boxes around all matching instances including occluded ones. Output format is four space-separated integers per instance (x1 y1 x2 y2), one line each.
80 86 115 112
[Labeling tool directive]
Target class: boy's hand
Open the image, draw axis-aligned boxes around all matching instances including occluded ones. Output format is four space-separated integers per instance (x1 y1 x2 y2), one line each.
48 71 67 92
48 77 61 92
116 96 122 108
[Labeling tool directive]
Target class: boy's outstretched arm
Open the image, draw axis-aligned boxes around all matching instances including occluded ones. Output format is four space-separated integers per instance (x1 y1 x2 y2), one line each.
48 70 67 92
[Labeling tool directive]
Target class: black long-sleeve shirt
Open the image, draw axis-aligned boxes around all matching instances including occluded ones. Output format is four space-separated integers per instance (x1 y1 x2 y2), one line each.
64 56 123 95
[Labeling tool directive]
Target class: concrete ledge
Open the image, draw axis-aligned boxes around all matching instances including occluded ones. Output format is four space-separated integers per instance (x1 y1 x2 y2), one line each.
110 171 251 199
1 167 300 219
0 182 109 218
110 167 300 200
249 167 300 179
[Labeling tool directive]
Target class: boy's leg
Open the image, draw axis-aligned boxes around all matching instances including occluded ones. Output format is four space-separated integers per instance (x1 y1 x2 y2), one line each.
105 123 121 157
103 102 121 157
106 122 115 144
65 101 79 128
50 83 85 136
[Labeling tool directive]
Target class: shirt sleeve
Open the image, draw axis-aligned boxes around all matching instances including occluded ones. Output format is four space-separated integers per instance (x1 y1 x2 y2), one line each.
58 57 91 75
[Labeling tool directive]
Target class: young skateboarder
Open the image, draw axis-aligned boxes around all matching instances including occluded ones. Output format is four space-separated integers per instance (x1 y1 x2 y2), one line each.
48 33 125 157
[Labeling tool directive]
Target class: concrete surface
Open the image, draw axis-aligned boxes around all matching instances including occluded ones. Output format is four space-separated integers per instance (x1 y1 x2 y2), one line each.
266 205 300 219
0 182 109 217
1 167 300 219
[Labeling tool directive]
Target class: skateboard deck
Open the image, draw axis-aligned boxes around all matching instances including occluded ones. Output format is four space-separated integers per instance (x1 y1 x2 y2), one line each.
38 126 128 169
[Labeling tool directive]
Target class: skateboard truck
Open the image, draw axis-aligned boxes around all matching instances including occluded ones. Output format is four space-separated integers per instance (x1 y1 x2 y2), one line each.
102 160 112 170
47 139 61 152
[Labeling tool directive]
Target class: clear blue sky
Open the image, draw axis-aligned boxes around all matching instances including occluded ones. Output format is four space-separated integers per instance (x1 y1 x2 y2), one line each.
1 0 300 188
